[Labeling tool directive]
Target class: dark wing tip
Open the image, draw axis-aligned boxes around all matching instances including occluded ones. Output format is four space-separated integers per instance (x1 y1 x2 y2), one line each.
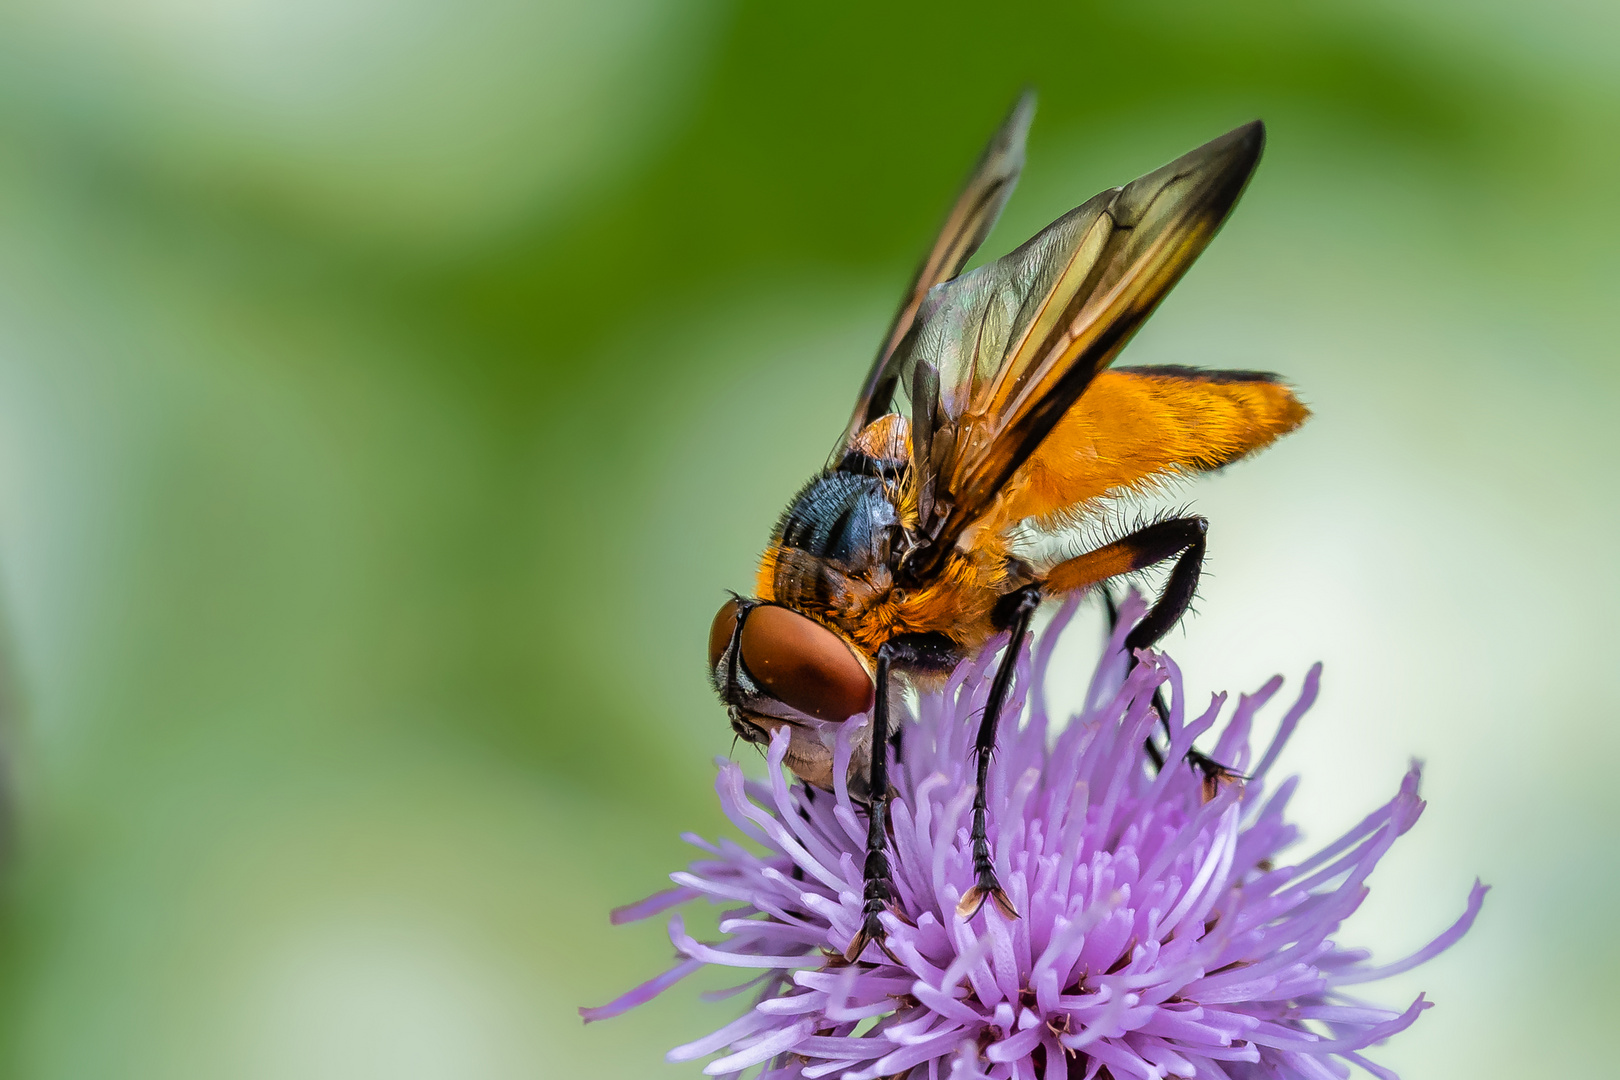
1184 118 1266 194
1112 118 1267 237
1197 119 1265 199
1232 118 1266 151
1198 119 1265 163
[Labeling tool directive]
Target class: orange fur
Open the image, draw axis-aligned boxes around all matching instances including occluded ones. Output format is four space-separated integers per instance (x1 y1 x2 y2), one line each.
757 536 1010 658
1042 538 1141 594
987 369 1308 531
845 543 1009 654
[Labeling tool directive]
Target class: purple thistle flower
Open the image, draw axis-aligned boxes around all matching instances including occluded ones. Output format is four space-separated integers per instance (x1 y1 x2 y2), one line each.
583 593 1485 1080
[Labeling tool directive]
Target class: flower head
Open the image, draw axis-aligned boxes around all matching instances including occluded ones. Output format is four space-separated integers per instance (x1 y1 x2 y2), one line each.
584 594 1484 1080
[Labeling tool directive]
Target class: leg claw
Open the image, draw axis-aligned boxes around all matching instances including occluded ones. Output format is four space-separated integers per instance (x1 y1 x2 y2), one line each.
845 913 901 964
1188 749 1246 803
956 883 1020 921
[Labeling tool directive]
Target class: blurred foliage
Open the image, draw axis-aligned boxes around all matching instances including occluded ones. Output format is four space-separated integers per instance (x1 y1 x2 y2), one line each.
0 0 1609 1077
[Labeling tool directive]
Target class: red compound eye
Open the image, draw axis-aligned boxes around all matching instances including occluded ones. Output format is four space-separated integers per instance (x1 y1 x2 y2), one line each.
738 605 874 722
709 598 741 671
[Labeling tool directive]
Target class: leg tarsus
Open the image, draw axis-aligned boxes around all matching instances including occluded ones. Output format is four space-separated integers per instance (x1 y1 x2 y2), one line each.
846 644 896 962
956 585 1040 923
958 880 1021 921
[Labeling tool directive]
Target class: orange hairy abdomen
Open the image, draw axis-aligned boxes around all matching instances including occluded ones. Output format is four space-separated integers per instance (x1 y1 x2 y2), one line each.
991 368 1309 528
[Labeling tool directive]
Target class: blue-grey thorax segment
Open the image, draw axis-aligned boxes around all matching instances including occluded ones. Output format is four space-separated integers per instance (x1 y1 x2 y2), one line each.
776 472 898 569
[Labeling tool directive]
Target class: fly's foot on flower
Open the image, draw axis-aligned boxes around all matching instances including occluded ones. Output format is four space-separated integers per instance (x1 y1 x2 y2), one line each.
842 927 874 964
956 877 1019 921
844 911 904 965
1187 747 1247 802
957 831 1020 920
845 862 897 962
844 913 883 963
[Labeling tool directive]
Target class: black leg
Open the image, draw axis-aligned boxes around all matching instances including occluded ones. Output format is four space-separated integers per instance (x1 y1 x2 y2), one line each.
1123 528 1241 792
845 644 895 962
1100 583 1165 770
881 632 954 771
1120 517 1207 655
1090 523 1235 795
957 585 1040 921
843 632 960 960
1096 516 1208 761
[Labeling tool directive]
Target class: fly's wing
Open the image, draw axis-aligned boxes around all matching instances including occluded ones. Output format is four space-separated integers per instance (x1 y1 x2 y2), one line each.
837 91 1036 456
898 121 1266 579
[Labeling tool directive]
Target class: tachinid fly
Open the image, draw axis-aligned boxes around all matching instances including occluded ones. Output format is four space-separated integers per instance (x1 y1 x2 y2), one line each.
707 93 1308 961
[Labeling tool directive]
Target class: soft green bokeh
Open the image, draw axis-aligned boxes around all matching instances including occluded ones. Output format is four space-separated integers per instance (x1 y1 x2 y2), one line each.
0 1 1611 1076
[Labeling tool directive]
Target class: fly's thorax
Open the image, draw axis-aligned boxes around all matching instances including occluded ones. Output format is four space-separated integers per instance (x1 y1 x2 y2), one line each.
758 468 905 628
776 471 901 567
759 546 893 629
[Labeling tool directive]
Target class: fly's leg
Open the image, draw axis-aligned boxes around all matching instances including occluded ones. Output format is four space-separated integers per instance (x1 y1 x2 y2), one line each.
957 584 1041 922
1100 583 1166 770
1073 516 1208 659
1118 517 1207 657
845 643 896 962
1068 519 1238 793
845 632 956 961
1119 521 1242 793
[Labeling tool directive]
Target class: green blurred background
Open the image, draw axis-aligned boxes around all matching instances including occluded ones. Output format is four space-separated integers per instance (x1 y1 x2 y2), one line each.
0 0 1611 1076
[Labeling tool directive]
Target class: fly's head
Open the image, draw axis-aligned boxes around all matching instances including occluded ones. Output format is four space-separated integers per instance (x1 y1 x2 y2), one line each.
707 596 876 791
